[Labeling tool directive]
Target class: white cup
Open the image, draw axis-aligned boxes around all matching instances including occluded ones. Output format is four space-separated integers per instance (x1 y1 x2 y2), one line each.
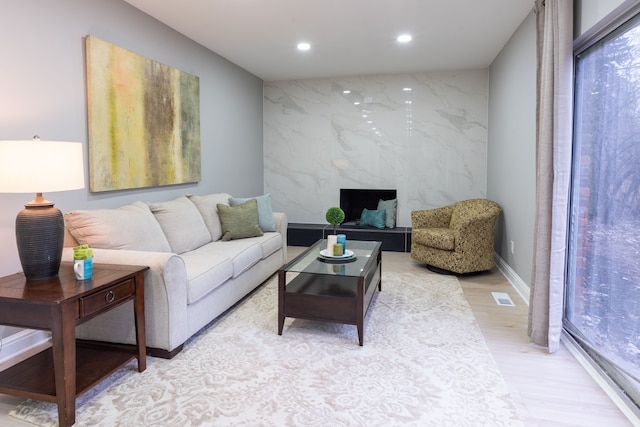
327 235 337 253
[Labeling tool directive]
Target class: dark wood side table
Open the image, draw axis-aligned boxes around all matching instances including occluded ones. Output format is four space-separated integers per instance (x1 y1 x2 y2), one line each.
0 263 148 427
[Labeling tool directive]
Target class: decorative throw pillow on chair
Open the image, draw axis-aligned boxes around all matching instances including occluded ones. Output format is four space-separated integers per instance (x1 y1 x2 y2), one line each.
360 208 386 229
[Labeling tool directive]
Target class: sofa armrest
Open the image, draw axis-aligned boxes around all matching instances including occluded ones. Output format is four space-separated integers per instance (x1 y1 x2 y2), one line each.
411 205 454 229
273 212 288 261
62 247 189 352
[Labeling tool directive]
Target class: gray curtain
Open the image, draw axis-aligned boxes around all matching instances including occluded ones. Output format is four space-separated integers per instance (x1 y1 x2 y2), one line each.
528 0 574 353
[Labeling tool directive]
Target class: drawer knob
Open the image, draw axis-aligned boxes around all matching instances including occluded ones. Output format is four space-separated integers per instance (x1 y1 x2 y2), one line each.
105 290 116 303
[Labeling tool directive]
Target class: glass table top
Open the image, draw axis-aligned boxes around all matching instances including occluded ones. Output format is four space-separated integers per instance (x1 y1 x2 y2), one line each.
283 239 381 278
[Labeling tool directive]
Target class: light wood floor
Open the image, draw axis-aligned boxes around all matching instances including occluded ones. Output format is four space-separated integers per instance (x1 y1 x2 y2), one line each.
381 250 635 427
0 248 635 426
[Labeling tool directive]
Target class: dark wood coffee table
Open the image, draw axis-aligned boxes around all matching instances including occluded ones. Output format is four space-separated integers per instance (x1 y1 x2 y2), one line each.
278 239 382 345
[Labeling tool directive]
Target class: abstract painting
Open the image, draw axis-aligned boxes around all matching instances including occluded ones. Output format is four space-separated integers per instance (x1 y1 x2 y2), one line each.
86 36 201 192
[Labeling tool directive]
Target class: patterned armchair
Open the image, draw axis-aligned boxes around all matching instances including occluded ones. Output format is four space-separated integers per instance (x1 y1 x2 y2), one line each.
411 199 502 274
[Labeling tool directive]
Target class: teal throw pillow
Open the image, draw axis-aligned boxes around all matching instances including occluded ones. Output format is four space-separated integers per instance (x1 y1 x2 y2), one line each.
360 208 386 229
216 199 264 241
377 198 397 228
229 194 276 232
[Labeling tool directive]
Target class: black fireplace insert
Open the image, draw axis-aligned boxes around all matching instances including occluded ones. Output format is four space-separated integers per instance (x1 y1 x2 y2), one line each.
339 189 397 224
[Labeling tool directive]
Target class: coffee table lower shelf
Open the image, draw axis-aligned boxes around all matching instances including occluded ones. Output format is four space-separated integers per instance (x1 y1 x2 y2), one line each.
278 263 381 345
0 342 137 402
284 274 361 324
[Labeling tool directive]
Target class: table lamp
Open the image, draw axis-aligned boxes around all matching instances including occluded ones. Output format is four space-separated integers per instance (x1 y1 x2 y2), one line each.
0 137 85 281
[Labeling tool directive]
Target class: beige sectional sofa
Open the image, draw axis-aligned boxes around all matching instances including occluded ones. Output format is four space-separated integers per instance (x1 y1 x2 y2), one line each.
62 193 287 358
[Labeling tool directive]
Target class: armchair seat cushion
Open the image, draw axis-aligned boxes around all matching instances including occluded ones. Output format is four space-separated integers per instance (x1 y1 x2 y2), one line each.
413 228 455 251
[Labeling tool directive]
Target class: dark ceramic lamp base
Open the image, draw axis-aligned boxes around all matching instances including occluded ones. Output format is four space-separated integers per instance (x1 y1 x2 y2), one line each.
15 204 64 281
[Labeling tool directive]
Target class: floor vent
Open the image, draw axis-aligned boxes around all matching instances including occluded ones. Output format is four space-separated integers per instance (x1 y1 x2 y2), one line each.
491 292 515 307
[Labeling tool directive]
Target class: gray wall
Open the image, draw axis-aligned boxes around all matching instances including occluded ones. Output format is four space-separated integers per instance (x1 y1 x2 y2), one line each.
487 12 537 286
486 0 625 289
0 0 264 278
575 0 629 35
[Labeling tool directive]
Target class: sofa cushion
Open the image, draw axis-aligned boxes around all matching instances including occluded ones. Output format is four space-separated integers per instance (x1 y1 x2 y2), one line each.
65 201 171 252
180 247 234 304
217 199 263 241
148 196 211 254
258 232 283 259
228 241 263 277
189 239 262 279
187 193 231 242
229 194 276 232
413 228 455 251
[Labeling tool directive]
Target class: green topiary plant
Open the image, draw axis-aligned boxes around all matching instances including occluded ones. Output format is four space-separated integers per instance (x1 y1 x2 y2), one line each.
325 207 345 234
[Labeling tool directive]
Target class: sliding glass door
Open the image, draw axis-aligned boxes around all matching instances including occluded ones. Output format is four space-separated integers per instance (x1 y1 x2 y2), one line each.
566 11 640 407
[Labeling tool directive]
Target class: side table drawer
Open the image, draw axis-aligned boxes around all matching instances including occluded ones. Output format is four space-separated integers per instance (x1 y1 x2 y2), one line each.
79 278 135 318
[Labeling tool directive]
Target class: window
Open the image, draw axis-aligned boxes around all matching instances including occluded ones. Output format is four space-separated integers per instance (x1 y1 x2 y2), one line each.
566 10 640 409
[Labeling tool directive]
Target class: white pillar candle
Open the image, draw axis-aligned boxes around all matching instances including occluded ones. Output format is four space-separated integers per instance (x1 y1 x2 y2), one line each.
327 235 337 253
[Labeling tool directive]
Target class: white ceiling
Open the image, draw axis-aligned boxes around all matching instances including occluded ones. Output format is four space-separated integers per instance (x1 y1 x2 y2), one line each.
123 0 533 82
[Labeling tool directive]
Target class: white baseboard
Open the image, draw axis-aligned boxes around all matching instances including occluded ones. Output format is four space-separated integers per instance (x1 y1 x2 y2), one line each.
494 253 530 305
0 329 51 365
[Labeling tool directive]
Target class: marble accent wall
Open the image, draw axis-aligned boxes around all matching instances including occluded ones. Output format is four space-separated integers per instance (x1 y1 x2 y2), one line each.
264 71 488 227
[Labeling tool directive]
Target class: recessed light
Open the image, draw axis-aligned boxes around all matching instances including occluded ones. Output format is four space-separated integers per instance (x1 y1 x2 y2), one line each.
397 34 412 43
403 87 412 91
343 90 351 94
297 42 311 51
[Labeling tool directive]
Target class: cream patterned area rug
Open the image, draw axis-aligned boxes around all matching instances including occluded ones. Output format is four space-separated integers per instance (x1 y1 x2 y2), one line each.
11 271 522 427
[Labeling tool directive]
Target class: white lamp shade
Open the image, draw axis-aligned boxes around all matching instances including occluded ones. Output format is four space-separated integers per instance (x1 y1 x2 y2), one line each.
0 140 85 193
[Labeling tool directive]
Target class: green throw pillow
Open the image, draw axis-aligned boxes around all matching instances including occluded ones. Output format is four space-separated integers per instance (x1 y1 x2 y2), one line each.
360 208 386 229
377 198 397 228
216 199 264 241
229 194 276 232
